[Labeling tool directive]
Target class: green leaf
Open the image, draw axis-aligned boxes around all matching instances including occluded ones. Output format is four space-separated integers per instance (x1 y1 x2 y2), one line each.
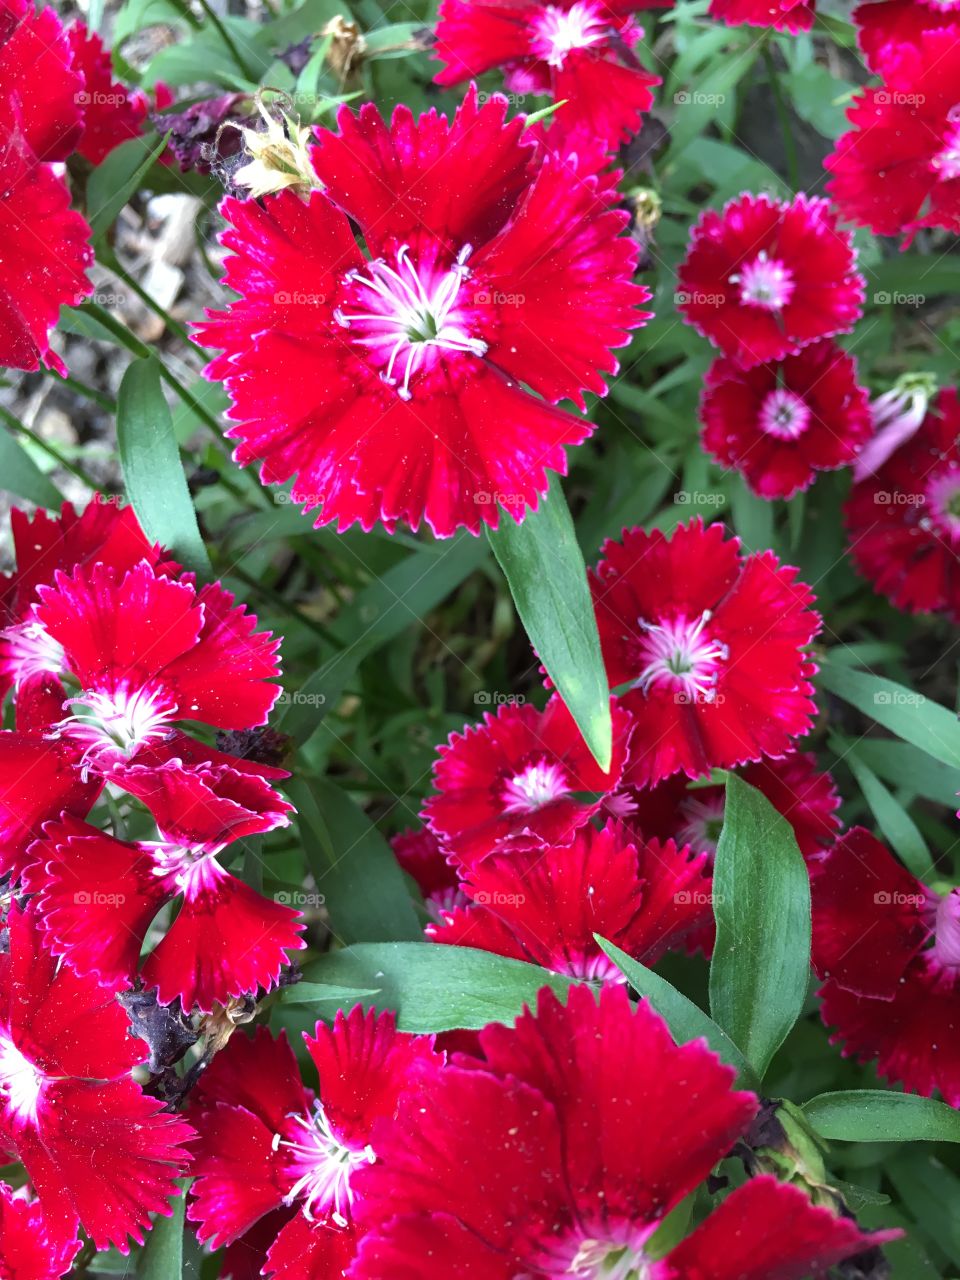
842 747 931 878
289 778 421 945
709 776 811 1080
298 942 574 1032
819 657 960 769
117 357 211 575
136 1181 187 1279
279 981 381 1005
0 426 63 508
804 1091 960 1144
86 133 170 239
595 937 760 1089
487 474 611 770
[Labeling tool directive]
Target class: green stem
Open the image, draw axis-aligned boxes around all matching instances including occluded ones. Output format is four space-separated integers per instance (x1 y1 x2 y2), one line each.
215 557 345 648
52 372 116 412
762 45 800 191
0 406 101 490
196 0 258 80
105 254 196 348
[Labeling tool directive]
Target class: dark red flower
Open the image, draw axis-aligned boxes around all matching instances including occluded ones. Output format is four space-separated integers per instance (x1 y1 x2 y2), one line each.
24 812 303 1013
428 819 712 977
188 1010 441 1267
700 341 871 500
844 388 960 621
68 22 151 165
825 28 960 241
708 0 814 30
196 87 650 537
676 193 864 368
0 0 83 161
0 902 193 1252
423 693 633 866
350 984 894 1278
590 519 820 786
433 0 660 152
0 1184 79 1279
625 750 841 862
391 826 464 919
853 0 960 73
812 827 960 1105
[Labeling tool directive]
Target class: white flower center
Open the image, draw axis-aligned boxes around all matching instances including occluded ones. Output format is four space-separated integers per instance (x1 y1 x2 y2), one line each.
0 620 66 686
924 467 960 544
335 243 487 400
635 610 728 703
49 682 176 776
731 251 795 311
274 1107 375 1227
933 116 960 181
759 387 811 440
0 1032 45 1127
148 843 225 899
501 759 571 814
530 1 608 67
677 793 726 856
934 890 960 970
568 1240 652 1280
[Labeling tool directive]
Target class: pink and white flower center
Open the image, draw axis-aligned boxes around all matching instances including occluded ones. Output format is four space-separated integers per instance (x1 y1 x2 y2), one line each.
933 115 960 182
731 251 795 311
50 682 176 774
335 244 487 400
934 889 960 970
0 620 65 687
759 387 811 440
564 950 626 983
501 759 571 813
149 844 225 899
274 1106 375 1226
925 467 960 543
534 1222 656 1278
530 1 608 67
635 610 728 703
678 792 726 855
0 1032 45 1127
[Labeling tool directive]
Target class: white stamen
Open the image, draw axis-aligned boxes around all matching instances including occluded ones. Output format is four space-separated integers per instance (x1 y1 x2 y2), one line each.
530 0 608 67
759 387 811 441
634 610 728 703
47 683 176 777
733 250 795 311
275 1106 375 1225
0 1031 45 1127
501 759 571 814
0 620 65 687
336 244 487 400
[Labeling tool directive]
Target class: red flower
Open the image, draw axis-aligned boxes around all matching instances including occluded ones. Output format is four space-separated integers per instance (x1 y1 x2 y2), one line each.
625 751 840 862
0 498 161 701
844 388 960 621
24 812 303 1013
188 1011 441 1267
27 559 280 778
0 1184 79 1279
676 193 864 368
391 826 465 919
0 138 92 376
0 902 192 1252
590 519 820 786
433 0 660 153
428 820 713 978
0 0 83 161
854 0 960 73
350 984 894 1278
196 87 650 537
0 732 100 881
68 22 151 165
423 693 633 866
825 28 960 241
708 0 814 30
812 827 960 1105
700 341 871 500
